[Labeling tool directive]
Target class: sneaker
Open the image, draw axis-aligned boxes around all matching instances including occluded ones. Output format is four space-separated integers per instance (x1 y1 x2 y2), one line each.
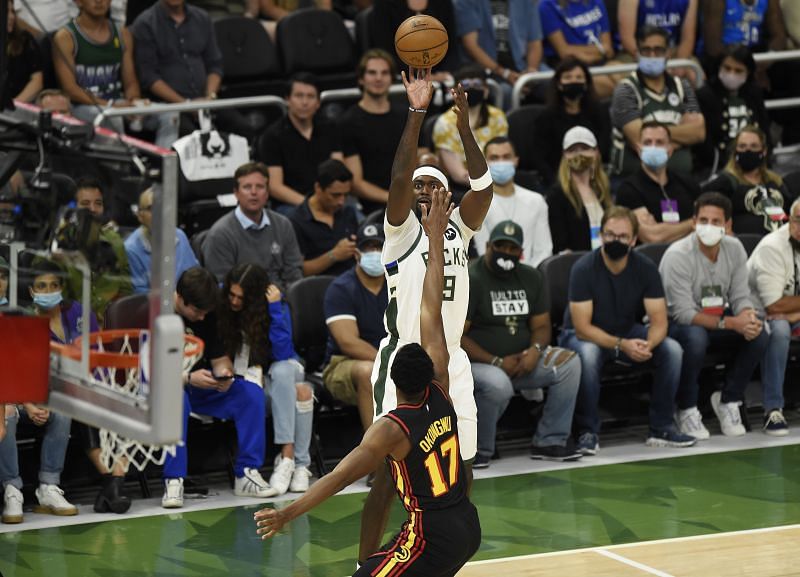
710 391 746 437
289 467 312 493
235 468 278 498
162 478 184 508
472 454 491 469
763 409 789 437
675 407 710 440
576 432 599 456
2 485 23 524
645 428 697 448
530 441 583 462
269 456 295 496
33 484 78 516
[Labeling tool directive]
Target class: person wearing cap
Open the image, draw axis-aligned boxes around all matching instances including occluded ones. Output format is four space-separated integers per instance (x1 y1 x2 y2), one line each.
472 137 553 267
559 206 695 455
125 187 199 294
463 220 582 466
289 159 360 278
322 221 389 433
610 25 705 178
616 121 700 244
546 125 613 254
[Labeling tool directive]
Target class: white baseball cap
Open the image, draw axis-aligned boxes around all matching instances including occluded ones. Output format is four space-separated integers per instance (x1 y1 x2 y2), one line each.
562 126 598 151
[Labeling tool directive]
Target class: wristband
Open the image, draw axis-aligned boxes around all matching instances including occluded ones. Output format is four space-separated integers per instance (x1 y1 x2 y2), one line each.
409 106 427 113
469 170 493 191
490 356 503 368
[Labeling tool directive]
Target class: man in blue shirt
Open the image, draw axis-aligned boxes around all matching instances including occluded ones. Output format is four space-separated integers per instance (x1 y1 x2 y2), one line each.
125 187 198 294
559 206 695 454
322 221 388 432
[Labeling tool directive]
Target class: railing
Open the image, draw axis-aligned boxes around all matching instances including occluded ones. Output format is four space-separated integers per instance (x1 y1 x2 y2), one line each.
511 59 705 109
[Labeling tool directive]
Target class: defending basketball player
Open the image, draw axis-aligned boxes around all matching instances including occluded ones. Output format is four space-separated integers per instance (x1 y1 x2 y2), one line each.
255 188 482 577
360 67 493 564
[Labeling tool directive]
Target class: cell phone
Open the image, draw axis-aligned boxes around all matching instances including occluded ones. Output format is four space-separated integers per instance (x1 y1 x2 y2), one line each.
212 374 232 381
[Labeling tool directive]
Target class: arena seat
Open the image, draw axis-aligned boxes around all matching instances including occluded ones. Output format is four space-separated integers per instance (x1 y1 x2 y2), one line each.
634 242 671 268
737 233 763 257
507 104 546 173
355 5 374 54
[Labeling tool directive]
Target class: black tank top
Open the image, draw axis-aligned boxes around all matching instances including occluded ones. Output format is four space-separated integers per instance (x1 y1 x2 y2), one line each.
384 383 468 512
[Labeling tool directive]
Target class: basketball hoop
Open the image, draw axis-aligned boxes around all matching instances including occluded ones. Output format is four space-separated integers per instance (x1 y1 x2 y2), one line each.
52 329 204 472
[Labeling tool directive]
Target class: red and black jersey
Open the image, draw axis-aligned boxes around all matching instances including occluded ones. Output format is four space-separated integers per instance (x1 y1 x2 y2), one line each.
383 383 467 512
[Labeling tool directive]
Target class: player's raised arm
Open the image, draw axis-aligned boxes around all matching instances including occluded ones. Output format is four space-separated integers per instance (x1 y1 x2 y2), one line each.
387 67 434 226
420 186 453 391
453 83 493 231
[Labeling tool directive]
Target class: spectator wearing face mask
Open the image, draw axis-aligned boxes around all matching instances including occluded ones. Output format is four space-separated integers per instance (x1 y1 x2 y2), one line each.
616 122 700 244
432 65 508 190
546 126 612 254
471 137 552 266
702 125 790 235
660 192 769 440
532 57 611 186
695 45 770 174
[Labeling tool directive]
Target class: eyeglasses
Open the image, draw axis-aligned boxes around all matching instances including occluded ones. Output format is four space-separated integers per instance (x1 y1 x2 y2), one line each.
139 205 152 212
601 232 632 243
639 46 667 57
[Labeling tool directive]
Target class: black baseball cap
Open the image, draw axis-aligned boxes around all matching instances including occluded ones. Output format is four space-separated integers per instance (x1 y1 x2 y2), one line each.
357 221 385 249
489 220 523 247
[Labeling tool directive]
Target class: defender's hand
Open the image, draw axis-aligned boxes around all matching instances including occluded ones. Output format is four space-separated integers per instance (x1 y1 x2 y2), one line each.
451 83 470 132
255 507 287 539
420 187 454 239
402 67 434 111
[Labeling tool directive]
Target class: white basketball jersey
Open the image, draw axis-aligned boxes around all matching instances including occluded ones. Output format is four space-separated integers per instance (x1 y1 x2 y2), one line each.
381 209 475 347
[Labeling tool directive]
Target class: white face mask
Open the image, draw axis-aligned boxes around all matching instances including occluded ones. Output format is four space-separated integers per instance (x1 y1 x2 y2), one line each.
696 223 726 247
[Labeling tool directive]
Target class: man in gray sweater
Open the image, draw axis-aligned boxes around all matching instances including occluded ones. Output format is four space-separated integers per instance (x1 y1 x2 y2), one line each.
660 192 768 440
203 162 303 288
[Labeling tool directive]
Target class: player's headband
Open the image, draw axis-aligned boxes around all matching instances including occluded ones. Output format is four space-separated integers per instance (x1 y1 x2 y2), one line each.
412 166 449 192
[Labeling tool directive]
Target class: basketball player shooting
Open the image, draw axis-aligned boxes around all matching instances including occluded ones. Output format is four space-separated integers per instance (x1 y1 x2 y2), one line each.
360 67 494 565
255 188 482 577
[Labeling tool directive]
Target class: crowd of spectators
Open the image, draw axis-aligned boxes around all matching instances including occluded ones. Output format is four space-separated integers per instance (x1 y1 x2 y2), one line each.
2 0 800 521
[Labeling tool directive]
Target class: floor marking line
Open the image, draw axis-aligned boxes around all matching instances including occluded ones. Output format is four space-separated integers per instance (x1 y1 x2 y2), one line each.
463 523 800 566
595 548 675 577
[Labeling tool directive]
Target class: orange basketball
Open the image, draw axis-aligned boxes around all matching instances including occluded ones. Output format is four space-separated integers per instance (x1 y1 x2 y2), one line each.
394 15 449 68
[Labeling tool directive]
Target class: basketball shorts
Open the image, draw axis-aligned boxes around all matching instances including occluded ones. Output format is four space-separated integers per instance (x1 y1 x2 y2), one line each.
354 500 481 577
371 340 477 461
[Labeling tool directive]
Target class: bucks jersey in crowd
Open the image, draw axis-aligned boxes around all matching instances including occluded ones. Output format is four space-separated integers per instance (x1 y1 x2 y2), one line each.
65 18 125 100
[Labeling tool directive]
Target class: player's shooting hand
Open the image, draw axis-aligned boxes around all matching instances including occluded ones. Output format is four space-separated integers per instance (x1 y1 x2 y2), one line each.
451 83 470 132
255 506 286 539
402 66 434 111
420 187 454 239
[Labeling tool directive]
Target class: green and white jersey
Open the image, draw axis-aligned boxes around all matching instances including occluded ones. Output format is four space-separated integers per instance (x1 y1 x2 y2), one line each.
380 209 476 348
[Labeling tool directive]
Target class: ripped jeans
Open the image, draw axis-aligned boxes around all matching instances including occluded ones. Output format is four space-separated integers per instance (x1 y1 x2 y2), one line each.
472 347 581 458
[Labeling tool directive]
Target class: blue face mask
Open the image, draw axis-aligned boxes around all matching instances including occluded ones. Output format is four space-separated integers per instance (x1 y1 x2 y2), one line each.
0 297 7 307
488 161 516 185
33 291 63 310
639 56 666 77
359 252 384 278
640 146 669 170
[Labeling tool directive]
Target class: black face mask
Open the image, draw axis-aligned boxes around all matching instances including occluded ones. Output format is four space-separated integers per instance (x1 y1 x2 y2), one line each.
790 237 800 253
489 251 519 275
736 150 765 172
602 240 630 261
466 89 486 106
561 82 587 100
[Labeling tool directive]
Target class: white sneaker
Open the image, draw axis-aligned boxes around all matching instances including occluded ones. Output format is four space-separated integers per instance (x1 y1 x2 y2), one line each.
162 478 184 508
289 467 311 493
710 392 746 437
2 485 24 524
269 456 295 496
676 407 710 440
34 484 78 516
235 468 278 498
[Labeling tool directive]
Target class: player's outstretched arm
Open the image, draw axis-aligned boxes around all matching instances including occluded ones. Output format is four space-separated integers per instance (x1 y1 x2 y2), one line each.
453 83 493 231
420 186 452 392
386 67 434 227
254 419 407 539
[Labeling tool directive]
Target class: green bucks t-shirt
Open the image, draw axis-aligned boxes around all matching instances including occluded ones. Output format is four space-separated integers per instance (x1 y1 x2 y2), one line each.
465 260 549 357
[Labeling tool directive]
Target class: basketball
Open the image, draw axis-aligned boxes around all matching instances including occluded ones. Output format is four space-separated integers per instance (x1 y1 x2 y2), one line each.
394 15 449 68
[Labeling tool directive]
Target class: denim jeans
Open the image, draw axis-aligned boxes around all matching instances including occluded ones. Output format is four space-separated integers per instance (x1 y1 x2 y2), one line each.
163 377 266 479
472 348 580 459
265 360 312 468
760 320 798 411
559 324 682 435
0 407 72 490
668 324 769 409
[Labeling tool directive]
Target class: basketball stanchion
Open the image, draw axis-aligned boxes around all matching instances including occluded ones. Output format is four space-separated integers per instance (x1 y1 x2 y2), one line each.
52 329 203 472
0 314 51 404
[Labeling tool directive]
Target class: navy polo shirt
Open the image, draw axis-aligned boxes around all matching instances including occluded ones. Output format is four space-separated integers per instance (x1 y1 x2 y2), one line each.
323 268 388 362
290 198 359 277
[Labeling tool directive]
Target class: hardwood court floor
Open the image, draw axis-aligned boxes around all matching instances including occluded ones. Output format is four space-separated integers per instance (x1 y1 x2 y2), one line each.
1 444 799 577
